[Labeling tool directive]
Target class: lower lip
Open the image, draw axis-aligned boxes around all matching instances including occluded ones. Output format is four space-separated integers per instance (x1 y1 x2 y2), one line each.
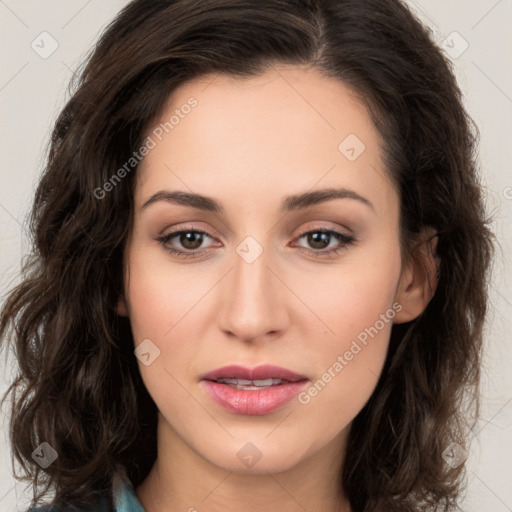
201 379 309 415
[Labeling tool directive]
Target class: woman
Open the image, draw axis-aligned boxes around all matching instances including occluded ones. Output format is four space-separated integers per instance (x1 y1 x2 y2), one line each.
0 0 494 511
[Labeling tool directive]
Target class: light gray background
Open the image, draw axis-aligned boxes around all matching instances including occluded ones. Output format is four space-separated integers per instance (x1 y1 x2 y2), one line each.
1 1 511 511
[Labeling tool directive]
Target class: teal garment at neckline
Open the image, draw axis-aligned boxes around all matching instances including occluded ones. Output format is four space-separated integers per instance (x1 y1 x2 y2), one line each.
27 467 145 512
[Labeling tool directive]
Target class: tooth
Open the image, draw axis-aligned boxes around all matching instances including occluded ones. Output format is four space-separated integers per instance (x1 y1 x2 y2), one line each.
217 378 254 385
217 378 238 384
252 378 275 386
216 378 286 388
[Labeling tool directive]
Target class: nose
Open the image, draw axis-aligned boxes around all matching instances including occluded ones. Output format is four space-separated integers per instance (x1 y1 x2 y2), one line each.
216 238 290 345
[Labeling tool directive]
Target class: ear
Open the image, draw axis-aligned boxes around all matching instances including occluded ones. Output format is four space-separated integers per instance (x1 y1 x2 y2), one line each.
393 227 440 324
116 295 129 317
116 255 130 317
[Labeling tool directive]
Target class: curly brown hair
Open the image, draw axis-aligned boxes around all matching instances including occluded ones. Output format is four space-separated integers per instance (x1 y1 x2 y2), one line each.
0 0 494 511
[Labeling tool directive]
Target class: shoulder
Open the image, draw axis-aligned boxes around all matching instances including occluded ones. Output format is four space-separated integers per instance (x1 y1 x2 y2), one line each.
26 503 107 512
27 507 96 512
25 466 144 512
26 494 109 512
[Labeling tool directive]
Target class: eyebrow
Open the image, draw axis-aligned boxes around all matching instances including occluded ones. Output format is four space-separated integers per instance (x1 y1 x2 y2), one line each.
141 187 375 213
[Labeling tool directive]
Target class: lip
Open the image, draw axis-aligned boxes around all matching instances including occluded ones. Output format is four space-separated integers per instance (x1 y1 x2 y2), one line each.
200 364 309 415
199 364 307 382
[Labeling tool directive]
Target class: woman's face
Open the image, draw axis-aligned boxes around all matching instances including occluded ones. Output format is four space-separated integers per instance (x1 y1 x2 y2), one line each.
117 64 420 475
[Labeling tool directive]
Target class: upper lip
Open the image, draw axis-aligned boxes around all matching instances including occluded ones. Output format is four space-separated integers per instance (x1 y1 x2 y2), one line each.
200 364 308 383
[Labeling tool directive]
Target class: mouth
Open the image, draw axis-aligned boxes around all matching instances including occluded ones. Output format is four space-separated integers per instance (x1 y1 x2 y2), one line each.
199 364 309 415
211 377 295 390
199 363 307 383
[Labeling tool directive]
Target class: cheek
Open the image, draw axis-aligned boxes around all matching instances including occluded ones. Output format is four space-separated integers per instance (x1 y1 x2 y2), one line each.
304 245 401 345
125 250 215 398
295 249 401 416
296 310 394 448
125 255 203 418
125 249 208 342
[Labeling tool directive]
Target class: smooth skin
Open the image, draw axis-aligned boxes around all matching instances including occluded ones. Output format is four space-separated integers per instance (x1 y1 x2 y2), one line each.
116 63 438 512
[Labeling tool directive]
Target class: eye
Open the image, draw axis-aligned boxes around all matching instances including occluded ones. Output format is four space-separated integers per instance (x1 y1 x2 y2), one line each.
293 228 356 258
156 226 357 260
156 228 216 259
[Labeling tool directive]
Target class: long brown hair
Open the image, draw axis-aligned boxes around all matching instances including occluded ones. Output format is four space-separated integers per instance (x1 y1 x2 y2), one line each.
0 0 494 510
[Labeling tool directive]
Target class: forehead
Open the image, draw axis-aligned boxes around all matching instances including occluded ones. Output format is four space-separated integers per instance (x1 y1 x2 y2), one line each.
136 64 396 218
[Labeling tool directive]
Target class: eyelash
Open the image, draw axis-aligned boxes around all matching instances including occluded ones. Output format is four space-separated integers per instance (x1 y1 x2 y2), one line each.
156 226 356 260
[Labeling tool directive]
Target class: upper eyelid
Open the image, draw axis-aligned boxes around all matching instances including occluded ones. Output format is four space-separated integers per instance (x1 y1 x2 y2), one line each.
160 224 352 246
162 222 350 238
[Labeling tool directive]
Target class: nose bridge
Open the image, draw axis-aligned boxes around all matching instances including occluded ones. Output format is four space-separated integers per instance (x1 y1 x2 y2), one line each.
217 235 288 342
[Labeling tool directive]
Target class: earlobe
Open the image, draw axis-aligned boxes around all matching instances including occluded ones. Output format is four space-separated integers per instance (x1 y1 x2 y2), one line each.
116 296 129 317
393 228 440 324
